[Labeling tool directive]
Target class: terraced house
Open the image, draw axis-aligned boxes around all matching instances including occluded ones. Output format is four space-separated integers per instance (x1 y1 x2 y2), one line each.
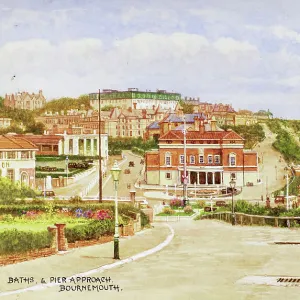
145 116 258 188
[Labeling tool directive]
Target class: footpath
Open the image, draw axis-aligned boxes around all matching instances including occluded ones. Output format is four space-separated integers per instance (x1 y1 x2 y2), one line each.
0 223 171 295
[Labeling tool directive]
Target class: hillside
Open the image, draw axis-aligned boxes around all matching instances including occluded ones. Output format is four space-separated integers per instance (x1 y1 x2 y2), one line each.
35 95 91 114
221 124 265 149
266 119 300 164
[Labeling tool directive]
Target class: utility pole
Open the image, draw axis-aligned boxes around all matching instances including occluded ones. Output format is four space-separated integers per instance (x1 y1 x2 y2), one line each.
183 115 188 206
286 170 289 210
98 89 102 203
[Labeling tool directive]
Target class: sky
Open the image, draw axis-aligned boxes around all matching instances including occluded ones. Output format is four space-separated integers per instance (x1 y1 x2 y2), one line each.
0 0 300 119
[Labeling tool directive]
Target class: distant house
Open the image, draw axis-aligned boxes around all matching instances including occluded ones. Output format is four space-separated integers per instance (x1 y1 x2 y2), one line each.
254 110 273 121
4 90 46 110
0 117 12 128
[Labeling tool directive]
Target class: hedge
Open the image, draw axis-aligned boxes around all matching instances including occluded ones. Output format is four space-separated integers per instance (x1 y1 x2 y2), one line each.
0 229 52 255
65 219 114 243
36 155 101 162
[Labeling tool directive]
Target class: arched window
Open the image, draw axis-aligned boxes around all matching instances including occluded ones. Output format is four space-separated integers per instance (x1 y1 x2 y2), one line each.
229 153 236 166
165 152 171 166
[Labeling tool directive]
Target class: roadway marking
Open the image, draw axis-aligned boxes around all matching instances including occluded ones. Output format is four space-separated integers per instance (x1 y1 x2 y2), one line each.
0 224 174 297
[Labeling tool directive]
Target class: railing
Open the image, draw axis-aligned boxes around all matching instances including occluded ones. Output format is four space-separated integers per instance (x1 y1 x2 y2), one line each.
201 212 300 228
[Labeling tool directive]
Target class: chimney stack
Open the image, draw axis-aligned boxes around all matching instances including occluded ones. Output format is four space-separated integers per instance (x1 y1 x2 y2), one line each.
200 120 205 134
211 116 217 131
194 116 200 131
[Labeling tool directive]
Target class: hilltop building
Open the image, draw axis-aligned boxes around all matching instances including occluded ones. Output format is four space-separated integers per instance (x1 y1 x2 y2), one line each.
4 90 46 110
89 88 181 111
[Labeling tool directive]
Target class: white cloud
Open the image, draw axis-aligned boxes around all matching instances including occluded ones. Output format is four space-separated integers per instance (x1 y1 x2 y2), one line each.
213 37 257 54
271 25 300 43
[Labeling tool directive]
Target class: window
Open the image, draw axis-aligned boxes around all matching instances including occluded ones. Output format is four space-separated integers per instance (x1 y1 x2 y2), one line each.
165 172 172 179
6 169 14 181
165 152 171 166
21 151 30 159
190 155 195 164
208 155 213 164
199 155 204 163
229 153 236 166
7 152 16 159
180 155 184 164
214 155 220 164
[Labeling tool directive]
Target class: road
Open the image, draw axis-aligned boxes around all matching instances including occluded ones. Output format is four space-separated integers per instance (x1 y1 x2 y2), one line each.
87 151 144 198
237 123 287 201
3 219 300 300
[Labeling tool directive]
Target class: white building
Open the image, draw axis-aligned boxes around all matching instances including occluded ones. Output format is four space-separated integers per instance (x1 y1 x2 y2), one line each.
0 135 38 188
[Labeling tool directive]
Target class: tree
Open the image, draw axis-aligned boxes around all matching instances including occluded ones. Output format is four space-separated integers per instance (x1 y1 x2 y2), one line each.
0 96 4 107
178 99 194 114
26 122 45 134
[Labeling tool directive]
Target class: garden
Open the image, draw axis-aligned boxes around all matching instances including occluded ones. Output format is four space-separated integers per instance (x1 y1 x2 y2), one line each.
0 201 150 258
155 199 206 216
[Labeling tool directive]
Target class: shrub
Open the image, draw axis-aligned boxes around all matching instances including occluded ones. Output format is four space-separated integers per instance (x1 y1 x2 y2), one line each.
194 200 206 209
170 199 183 208
65 219 114 242
140 210 149 227
162 207 175 215
0 229 52 255
184 206 193 214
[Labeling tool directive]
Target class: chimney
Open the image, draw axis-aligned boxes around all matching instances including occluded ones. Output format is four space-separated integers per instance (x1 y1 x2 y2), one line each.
167 121 172 132
39 89 42 95
211 116 217 131
128 107 132 112
200 120 205 134
194 116 200 131
133 103 137 110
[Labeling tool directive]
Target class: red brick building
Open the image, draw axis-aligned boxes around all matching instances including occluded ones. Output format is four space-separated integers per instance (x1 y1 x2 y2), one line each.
145 117 258 187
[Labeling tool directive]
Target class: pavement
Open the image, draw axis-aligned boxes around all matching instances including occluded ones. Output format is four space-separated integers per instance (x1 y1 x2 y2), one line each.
2 219 300 299
0 223 171 298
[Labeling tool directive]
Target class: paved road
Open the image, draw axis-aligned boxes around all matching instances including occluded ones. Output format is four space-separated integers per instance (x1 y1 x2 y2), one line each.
88 151 144 198
53 167 99 197
2 219 300 300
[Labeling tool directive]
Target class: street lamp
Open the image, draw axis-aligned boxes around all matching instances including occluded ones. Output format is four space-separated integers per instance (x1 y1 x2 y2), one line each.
110 160 121 259
65 156 69 186
230 178 236 226
182 115 188 207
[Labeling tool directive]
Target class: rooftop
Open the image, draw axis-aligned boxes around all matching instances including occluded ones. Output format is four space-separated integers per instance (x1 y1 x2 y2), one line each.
0 135 38 150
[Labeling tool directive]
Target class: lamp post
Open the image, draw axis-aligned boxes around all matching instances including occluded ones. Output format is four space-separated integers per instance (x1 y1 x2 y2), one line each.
174 183 177 196
182 115 188 207
98 89 103 203
285 167 289 210
66 156 69 186
110 160 121 259
230 178 236 226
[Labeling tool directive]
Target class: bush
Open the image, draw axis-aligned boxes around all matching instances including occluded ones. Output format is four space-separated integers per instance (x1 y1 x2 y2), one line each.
170 199 183 208
183 206 193 214
140 210 149 227
65 219 114 242
162 207 175 215
0 229 52 255
194 200 206 209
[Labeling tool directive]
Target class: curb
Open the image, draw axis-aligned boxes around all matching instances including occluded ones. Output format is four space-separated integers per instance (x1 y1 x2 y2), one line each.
0 223 174 297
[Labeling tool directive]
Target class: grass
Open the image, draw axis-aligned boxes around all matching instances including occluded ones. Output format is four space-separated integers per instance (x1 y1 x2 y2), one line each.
0 217 90 232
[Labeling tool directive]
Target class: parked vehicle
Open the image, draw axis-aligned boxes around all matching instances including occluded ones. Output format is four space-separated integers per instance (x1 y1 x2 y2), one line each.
124 169 131 174
129 161 135 167
221 187 237 194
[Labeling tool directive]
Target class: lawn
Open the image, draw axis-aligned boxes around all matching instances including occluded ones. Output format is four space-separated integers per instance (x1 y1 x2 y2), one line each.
0 218 90 232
